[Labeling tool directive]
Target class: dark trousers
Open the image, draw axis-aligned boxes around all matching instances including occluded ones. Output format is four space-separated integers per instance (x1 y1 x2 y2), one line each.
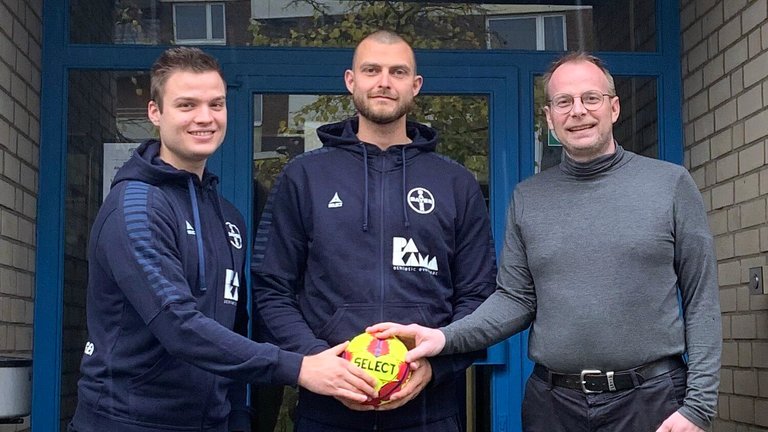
294 414 462 432
522 367 687 432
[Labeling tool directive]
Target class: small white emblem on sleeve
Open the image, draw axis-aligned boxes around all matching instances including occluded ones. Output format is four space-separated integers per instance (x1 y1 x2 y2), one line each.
225 222 242 249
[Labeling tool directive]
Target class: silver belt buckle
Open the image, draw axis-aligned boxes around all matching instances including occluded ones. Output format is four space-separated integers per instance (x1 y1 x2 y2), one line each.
580 369 603 393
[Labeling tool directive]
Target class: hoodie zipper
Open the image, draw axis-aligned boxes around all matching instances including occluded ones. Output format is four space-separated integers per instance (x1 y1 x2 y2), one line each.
187 178 207 293
379 154 387 324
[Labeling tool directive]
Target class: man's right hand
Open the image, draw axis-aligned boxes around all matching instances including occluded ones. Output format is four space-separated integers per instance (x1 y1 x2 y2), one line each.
297 341 377 403
365 323 446 363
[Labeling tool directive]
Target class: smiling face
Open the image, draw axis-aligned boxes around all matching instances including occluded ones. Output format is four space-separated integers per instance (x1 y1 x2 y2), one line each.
147 70 226 177
543 60 620 162
345 38 423 126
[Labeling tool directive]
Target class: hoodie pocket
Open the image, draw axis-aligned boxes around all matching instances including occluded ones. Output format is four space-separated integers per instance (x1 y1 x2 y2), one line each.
126 354 209 426
126 353 176 388
316 303 432 345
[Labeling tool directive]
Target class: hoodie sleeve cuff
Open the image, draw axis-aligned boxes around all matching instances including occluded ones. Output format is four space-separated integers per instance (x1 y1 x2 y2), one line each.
273 350 304 386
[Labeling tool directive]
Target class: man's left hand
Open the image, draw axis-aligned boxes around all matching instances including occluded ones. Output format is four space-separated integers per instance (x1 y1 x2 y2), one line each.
334 395 376 411
655 412 705 432
374 358 432 411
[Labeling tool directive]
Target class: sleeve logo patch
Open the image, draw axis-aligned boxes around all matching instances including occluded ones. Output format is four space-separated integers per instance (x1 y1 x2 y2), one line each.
225 222 242 249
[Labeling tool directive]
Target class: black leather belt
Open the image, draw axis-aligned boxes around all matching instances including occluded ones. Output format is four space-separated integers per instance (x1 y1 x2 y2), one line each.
532 356 686 394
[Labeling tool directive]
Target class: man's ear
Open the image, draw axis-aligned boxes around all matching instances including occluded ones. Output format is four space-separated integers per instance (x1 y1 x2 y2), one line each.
412 74 423 97
543 106 554 131
344 69 355 94
610 96 621 124
148 100 161 126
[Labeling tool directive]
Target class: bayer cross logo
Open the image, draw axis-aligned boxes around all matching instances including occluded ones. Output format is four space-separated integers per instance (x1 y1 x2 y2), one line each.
407 187 435 214
225 222 242 249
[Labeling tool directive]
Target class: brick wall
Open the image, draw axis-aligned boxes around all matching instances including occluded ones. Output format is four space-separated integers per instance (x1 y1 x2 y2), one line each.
681 0 768 430
0 0 41 431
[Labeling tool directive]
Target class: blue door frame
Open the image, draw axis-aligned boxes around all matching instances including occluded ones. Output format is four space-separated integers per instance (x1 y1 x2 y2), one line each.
33 1 681 431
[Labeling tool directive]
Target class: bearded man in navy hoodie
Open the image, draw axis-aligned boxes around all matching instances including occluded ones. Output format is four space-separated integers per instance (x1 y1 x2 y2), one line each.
70 47 375 432
252 31 497 431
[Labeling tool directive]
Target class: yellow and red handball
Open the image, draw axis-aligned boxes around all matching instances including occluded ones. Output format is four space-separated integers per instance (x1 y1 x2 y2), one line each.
343 332 412 406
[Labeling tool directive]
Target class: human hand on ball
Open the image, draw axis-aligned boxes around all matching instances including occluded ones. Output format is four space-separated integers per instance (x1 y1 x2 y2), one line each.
373 358 432 411
334 395 377 411
298 341 377 403
341 332 413 408
366 322 446 363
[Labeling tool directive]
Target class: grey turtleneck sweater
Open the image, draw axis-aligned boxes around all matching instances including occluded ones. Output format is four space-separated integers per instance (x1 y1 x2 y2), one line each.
441 146 721 429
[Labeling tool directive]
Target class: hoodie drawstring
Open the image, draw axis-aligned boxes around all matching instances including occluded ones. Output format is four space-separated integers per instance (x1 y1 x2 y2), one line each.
187 177 207 292
401 147 410 228
362 144 370 232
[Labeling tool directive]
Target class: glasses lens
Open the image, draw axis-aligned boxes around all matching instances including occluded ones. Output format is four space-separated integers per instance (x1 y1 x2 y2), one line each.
582 91 605 110
552 95 573 113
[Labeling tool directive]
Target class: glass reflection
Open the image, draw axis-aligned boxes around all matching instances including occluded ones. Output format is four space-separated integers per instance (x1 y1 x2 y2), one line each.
71 1 655 52
62 70 153 427
252 93 489 185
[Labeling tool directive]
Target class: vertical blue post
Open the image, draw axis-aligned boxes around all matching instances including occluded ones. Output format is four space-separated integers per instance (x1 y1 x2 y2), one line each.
32 1 67 430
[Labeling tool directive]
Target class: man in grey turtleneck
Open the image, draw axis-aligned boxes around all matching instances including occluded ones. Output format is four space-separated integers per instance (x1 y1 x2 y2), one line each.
370 52 721 432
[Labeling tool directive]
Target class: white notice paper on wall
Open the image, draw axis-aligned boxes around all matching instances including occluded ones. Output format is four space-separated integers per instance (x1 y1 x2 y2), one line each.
103 143 141 202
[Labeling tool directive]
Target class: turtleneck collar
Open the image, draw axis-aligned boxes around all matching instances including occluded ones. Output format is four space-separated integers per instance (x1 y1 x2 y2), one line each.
559 143 632 179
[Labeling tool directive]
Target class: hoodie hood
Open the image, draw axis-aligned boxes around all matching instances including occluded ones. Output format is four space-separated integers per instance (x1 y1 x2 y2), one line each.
112 139 219 189
316 117 439 232
316 116 438 155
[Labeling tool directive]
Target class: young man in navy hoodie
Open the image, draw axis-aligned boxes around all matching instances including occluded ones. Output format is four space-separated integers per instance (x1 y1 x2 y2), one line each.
252 31 497 431
69 47 374 432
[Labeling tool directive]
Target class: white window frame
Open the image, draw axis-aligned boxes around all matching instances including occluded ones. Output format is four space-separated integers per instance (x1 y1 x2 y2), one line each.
486 14 566 51
173 2 226 45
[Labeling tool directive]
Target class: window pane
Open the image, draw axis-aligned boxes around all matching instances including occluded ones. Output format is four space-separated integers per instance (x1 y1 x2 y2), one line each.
70 0 656 52
533 75 658 172
175 4 208 41
543 16 565 51
488 17 537 50
211 5 225 40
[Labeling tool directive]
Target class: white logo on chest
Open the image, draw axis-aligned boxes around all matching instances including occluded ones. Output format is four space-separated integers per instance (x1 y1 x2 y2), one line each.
407 187 435 214
392 237 438 275
224 269 239 303
328 192 343 208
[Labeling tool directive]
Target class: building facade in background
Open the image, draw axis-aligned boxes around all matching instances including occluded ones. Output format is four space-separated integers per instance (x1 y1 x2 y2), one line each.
0 0 765 431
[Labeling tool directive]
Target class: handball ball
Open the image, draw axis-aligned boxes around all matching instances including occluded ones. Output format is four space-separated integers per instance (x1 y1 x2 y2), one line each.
342 332 412 406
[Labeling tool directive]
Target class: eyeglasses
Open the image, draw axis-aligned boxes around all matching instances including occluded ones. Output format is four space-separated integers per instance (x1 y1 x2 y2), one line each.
548 91 615 114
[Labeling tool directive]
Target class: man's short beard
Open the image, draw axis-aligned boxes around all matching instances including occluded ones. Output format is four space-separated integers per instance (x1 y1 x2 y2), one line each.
353 93 413 125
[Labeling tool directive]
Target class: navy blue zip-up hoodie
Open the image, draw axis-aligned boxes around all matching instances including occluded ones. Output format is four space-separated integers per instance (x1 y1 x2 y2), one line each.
72 140 303 432
252 118 497 430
